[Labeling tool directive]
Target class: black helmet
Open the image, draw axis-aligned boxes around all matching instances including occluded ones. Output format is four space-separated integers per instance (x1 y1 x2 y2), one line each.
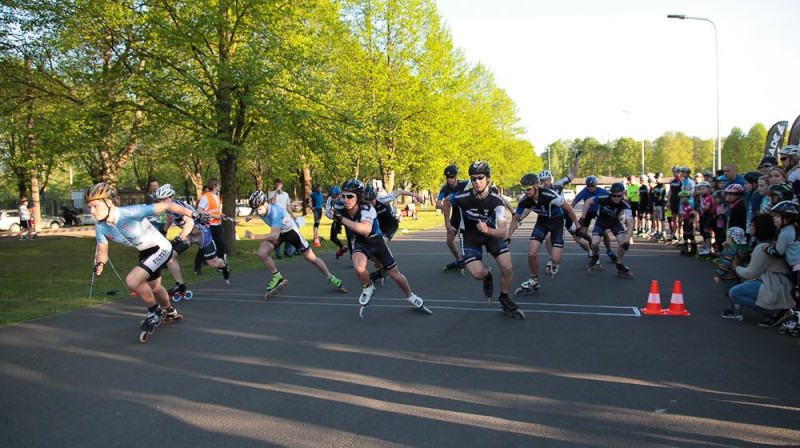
341 178 365 194
248 190 268 209
520 173 540 187
362 184 377 201
771 200 800 216
444 165 458 177
769 182 794 201
743 171 762 183
610 182 625 194
468 161 491 176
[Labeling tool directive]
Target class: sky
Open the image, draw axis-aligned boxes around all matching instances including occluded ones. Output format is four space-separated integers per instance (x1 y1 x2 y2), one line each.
434 0 800 154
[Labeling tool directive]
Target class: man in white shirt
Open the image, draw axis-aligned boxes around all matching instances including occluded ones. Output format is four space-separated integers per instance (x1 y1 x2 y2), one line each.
268 179 295 257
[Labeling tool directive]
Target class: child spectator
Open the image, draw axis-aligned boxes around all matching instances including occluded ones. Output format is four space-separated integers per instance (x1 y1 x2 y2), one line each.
765 200 800 310
678 191 697 256
695 181 714 255
715 227 751 304
712 191 727 254
723 184 747 232
756 175 770 213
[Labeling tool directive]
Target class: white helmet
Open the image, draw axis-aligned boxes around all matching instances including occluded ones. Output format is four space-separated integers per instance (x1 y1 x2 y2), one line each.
779 145 800 159
539 170 554 181
155 183 175 199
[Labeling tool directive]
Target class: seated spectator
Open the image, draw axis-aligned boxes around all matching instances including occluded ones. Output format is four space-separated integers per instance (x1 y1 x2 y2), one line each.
765 200 800 309
723 214 793 326
715 226 750 296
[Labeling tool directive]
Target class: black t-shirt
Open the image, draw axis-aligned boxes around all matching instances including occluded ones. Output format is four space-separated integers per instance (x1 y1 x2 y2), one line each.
438 180 470 199
596 195 632 224
450 190 507 233
515 188 564 221
668 178 683 205
652 183 666 206
727 199 747 230
373 200 398 235
335 203 382 244
638 185 650 207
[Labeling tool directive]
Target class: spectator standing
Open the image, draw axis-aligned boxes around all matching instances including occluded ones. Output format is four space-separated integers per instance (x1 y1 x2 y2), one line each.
269 179 294 258
309 184 324 247
18 197 35 240
722 164 746 188
195 179 226 273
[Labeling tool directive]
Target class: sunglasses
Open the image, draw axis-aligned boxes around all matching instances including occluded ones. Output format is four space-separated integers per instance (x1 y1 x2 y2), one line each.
446 175 456 179
758 163 774 169
470 175 486 181
611 194 623 198
521 186 535 191
780 157 789 161
342 194 357 199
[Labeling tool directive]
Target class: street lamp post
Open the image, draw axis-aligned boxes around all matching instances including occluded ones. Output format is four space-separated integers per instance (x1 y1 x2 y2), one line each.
668 14 721 171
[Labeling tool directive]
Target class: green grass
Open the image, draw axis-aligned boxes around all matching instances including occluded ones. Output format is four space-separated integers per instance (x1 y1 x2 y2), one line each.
0 207 443 325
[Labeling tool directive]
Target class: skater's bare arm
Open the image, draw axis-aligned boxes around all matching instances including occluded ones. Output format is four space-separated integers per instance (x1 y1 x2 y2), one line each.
567 152 581 181
561 201 581 231
341 217 373 237
508 209 530 238
442 201 454 231
94 243 109 275
581 197 595 220
244 227 280 244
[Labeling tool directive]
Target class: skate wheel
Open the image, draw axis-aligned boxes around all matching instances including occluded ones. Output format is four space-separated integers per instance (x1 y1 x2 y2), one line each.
337 287 348 294
172 294 181 302
264 292 273 301
184 291 193 300
515 310 526 320
359 305 367 317
514 287 523 297
418 305 433 315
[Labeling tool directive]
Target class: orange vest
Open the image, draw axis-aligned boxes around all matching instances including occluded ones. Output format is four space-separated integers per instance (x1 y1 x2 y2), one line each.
201 192 222 225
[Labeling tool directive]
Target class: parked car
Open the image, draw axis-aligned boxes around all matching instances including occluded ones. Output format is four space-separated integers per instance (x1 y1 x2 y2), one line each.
562 189 576 202
0 209 64 231
0 210 21 232
80 212 97 226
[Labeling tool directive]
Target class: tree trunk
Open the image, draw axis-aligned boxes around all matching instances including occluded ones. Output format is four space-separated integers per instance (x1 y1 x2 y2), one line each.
218 153 238 254
25 57 41 232
300 156 312 215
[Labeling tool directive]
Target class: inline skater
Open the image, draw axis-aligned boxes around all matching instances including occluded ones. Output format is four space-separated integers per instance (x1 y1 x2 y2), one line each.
155 184 230 300
333 179 431 317
442 161 524 319
362 184 425 282
436 165 471 271
86 182 205 341
581 182 635 278
572 176 616 264
244 190 345 299
538 149 590 262
325 186 348 259
507 173 581 295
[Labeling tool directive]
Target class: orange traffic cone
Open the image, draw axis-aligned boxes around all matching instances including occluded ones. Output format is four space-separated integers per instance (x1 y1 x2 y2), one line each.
313 236 321 247
666 280 691 316
641 280 666 315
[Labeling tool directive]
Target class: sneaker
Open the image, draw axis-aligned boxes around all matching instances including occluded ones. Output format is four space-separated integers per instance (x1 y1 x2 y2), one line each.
267 273 285 290
483 270 494 298
759 310 793 327
720 309 743 322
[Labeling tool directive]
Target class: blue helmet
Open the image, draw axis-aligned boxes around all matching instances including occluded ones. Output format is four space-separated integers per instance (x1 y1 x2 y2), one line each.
329 185 342 196
585 176 598 186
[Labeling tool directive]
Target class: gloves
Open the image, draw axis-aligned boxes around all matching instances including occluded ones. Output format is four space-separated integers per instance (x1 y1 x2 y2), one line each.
503 237 511 246
93 261 105 275
765 244 777 256
621 242 630 251
575 150 582 160
192 211 211 225
332 209 344 224
171 236 183 248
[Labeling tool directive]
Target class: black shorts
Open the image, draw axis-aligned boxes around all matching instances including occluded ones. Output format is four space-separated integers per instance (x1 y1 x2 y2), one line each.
682 220 695 236
313 209 322 226
669 201 680 219
638 201 649 215
138 244 173 281
461 231 509 265
383 226 398 241
351 235 397 271
579 210 598 228
20 220 31 229
532 217 565 248
629 202 639 218
278 229 310 255
449 212 460 231
592 220 626 237
699 213 714 237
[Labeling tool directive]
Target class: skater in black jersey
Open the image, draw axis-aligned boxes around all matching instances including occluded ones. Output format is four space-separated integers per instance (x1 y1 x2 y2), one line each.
507 173 581 295
436 165 471 271
443 161 525 319
581 182 635 278
335 179 431 317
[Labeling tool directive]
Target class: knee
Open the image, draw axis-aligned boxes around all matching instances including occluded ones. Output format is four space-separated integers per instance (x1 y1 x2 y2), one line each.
501 265 513 277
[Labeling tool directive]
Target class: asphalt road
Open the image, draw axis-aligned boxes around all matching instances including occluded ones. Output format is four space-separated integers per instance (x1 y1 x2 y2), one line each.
2 224 799 447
